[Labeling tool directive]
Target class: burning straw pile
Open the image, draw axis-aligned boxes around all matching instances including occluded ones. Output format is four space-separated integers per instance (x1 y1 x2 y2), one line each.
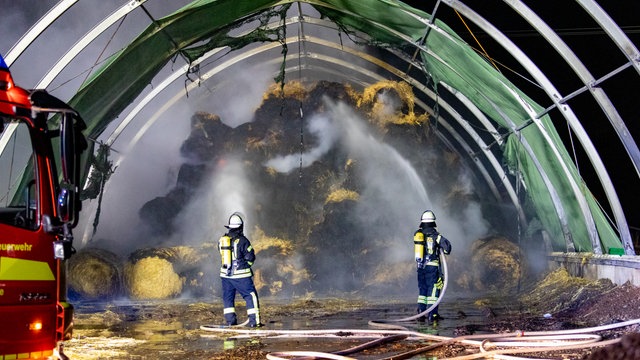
77 80 522 299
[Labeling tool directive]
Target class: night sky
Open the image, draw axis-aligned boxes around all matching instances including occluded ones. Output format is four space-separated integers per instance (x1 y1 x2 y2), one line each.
402 0 640 229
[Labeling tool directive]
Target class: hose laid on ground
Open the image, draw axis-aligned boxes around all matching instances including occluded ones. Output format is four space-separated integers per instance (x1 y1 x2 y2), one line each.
266 351 356 360
201 316 640 359
265 334 408 360
199 248 640 359
404 319 640 360
200 318 249 329
368 249 449 329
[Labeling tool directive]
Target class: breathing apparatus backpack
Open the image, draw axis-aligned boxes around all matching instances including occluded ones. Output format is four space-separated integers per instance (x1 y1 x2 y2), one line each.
414 231 441 263
220 235 233 269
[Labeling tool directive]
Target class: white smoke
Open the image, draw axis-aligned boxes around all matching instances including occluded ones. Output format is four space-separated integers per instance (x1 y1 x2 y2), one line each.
170 156 252 246
376 89 402 116
193 62 277 128
263 97 490 267
264 114 339 173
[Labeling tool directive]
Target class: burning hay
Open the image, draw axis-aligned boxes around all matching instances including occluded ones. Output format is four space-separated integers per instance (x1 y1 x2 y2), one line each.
325 188 359 204
252 227 310 296
68 248 123 300
91 78 507 299
464 236 522 292
519 267 615 314
358 80 428 127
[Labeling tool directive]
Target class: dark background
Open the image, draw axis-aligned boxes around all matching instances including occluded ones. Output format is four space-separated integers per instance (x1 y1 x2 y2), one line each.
402 0 640 232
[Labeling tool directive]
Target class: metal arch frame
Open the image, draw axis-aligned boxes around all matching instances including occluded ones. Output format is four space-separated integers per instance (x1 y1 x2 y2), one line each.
307 4 580 240
501 0 634 254
4 0 79 66
576 0 640 76
36 0 148 88
439 0 619 252
487 94 577 252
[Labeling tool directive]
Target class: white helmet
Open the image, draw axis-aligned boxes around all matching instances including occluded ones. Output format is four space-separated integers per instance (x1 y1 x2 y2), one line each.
226 213 244 229
421 210 436 223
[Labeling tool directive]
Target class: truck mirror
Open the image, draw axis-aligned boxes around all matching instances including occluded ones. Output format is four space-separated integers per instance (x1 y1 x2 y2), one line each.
57 186 71 223
60 113 76 183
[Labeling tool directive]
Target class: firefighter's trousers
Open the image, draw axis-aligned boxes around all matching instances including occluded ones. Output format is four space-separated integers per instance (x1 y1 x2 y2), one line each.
221 276 261 326
417 264 441 320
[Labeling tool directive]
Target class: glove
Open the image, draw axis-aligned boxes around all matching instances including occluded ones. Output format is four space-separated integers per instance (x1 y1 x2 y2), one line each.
435 277 444 289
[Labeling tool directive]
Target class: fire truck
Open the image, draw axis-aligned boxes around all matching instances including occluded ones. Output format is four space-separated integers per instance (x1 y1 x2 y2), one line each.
0 54 86 358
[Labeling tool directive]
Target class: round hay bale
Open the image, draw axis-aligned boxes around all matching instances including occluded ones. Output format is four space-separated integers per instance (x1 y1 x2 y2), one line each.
125 256 183 299
127 246 215 298
469 236 522 292
68 248 123 300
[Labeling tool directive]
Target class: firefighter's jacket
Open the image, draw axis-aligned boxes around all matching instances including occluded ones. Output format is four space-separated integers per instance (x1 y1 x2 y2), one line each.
414 226 451 267
218 228 256 279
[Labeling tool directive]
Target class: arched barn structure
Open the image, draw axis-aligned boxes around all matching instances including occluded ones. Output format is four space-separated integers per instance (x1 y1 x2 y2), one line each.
1 0 639 289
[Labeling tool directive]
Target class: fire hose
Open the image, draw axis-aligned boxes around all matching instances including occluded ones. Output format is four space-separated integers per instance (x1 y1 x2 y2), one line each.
200 248 640 359
201 318 640 360
367 248 450 329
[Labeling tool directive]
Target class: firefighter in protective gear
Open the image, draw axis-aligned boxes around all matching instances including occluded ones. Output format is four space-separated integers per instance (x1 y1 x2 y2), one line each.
414 210 451 323
218 212 262 327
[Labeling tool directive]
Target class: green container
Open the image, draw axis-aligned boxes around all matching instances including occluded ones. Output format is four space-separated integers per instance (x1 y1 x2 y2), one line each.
608 247 625 256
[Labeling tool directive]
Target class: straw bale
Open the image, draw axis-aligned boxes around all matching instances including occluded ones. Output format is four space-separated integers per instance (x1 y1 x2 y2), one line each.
469 236 521 292
68 248 123 299
125 256 183 299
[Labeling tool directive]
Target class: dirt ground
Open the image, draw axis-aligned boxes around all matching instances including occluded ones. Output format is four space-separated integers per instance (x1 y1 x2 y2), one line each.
63 268 640 359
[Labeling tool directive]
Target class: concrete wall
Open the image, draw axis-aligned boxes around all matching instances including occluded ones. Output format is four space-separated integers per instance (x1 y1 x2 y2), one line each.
548 252 640 287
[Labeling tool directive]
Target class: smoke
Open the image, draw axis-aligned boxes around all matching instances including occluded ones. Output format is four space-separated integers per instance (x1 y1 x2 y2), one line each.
78 102 192 253
264 114 339 173
193 62 277 129
264 97 490 270
376 90 402 117
170 156 252 246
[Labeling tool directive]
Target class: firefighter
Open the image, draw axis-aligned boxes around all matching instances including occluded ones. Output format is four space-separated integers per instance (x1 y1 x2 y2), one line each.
218 212 262 327
414 210 451 323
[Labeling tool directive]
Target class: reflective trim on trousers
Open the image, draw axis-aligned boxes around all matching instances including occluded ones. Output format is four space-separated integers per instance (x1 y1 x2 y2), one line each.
247 291 261 324
223 307 236 314
417 295 428 305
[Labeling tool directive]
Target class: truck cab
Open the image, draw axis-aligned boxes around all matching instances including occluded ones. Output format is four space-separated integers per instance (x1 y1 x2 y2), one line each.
0 55 86 359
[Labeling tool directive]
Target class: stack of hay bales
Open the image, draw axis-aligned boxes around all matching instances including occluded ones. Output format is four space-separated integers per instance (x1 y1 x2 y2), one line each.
68 247 123 300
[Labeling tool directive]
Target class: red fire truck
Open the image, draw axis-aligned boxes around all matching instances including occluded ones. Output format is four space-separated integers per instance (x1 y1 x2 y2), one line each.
0 54 86 359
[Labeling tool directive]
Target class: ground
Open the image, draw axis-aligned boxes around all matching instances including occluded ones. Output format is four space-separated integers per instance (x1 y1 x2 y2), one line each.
63 268 640 359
